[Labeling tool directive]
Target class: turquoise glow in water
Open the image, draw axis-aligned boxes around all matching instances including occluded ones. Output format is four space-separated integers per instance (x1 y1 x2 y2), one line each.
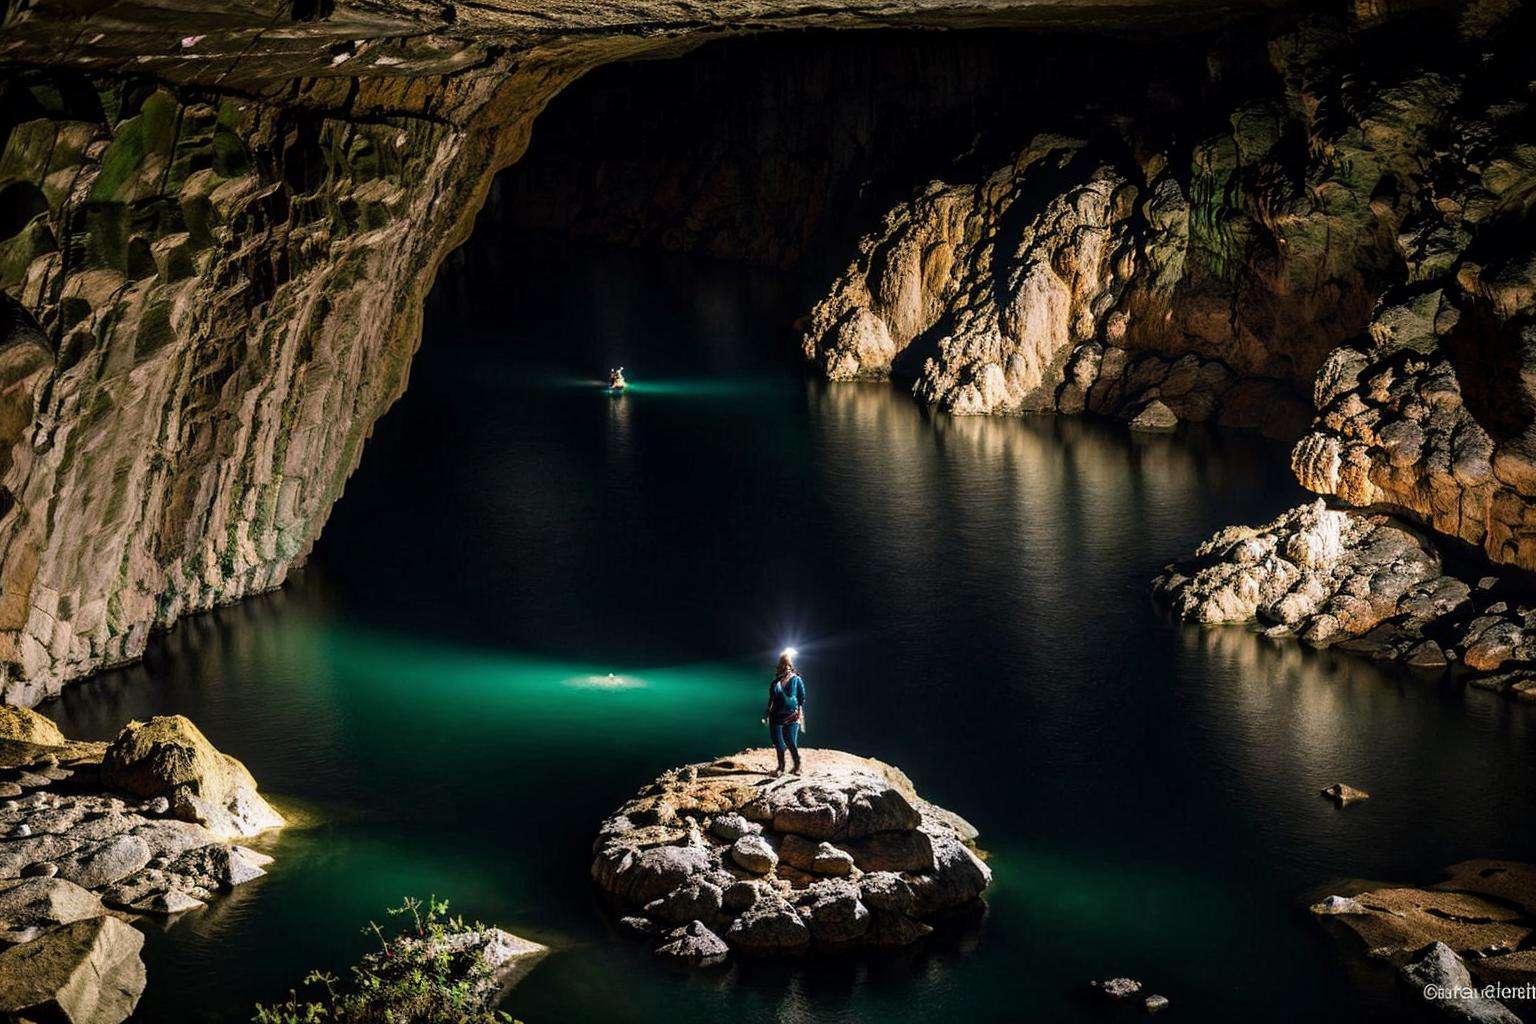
46 243 1536 1023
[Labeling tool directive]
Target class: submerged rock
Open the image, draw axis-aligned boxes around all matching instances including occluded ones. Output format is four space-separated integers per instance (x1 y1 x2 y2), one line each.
592 748 990 963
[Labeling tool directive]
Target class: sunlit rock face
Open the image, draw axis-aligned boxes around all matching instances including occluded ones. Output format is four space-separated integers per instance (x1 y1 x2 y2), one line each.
0 0 1298 704
802 6 1522 437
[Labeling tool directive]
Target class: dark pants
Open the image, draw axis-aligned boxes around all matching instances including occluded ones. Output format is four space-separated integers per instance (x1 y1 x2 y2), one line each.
770 721 800 769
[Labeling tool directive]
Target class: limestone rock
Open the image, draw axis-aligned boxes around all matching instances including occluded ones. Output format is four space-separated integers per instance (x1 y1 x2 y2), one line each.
101 716 283 840
424 928 548 1003
1128 400 1178 432
593 748 988 961
724 892 810 954
0 877 107 944
0 916 146 1024
654 920 729 966
0 707 65 747
730 835 778 875
1091 977 1143 1000
1321 783 1370 806
1316 885 1530 961
1400 942 1521 1024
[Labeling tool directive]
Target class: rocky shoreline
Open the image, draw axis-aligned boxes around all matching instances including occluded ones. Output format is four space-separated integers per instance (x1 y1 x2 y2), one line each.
591 748 991 964
1155 499 1536 704
1312 860 1536 1022
0 706 282 1024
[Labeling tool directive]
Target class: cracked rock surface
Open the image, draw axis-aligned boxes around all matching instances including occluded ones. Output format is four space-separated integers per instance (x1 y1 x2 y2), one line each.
1156 499 1536 703
0 704 281 1024
591 748 990 962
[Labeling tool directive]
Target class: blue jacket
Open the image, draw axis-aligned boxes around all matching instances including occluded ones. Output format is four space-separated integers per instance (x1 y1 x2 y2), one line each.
766 674 806 722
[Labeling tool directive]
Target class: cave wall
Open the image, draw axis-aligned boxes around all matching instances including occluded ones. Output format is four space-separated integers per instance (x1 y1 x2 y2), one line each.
0 0 1304 704
4 0 1532 704
796 1 1536 571
463 31 1215 275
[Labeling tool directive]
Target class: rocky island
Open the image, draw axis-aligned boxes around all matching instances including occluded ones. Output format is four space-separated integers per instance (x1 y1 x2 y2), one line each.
591 748 990 963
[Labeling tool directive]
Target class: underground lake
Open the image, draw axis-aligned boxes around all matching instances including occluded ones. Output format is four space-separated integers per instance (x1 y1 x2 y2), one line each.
39 239 1536 1023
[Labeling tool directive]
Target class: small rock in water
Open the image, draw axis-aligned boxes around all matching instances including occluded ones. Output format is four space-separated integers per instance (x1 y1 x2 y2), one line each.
1403 640 1448 670
1128 400 1178 432
1310 894 1366 915
1092 977 1143 1000
1321 783 1370 806
654 919 729 966
1144 994 1170 1014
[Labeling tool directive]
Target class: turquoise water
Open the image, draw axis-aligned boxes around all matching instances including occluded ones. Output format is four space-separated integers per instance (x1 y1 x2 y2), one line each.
47 244 1536 1022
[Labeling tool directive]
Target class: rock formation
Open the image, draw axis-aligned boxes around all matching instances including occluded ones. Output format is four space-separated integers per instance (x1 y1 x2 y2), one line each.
1312 859 1536 1022
794 3 1536 582
0 705 282 1023
0 2 1301 709
591 748 990 961
0 0 1534 704
1156 499 1536 699
100 715 284 840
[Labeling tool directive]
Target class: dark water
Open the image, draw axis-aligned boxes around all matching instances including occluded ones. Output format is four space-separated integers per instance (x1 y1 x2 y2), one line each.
48 243 1536 1023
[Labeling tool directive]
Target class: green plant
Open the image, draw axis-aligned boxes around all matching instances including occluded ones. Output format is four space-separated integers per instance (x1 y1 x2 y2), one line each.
253 898 518 1024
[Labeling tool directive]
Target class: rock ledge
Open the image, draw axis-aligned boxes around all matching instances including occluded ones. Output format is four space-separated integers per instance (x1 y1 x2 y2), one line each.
592 748 990 962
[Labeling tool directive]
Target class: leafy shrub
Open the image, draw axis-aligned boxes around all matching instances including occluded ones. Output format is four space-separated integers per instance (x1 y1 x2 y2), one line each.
254 897 518 1024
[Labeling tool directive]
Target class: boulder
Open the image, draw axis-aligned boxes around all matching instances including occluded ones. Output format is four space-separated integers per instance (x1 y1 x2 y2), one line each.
730 834 778 875
426 928 548 1004
1091 977 1143 1000
798 880 870 945
1128 399 1178 432
101 716 283 840
54 836 151 890
724 894 810 954
1400 942 1521 1023
0 916 146 1024
643 880 723 925
0 877 107 944
1321 783 1371 806
0 707 66 747
654 920 729 966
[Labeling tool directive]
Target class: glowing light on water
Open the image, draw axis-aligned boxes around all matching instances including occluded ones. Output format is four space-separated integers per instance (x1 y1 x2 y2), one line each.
564 672 646 689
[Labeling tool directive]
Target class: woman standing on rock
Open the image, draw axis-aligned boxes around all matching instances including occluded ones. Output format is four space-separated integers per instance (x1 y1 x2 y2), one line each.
764 650 806 775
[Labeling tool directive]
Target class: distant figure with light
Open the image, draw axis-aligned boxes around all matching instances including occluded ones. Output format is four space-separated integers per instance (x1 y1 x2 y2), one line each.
607 366 627 392
763 649 806 775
